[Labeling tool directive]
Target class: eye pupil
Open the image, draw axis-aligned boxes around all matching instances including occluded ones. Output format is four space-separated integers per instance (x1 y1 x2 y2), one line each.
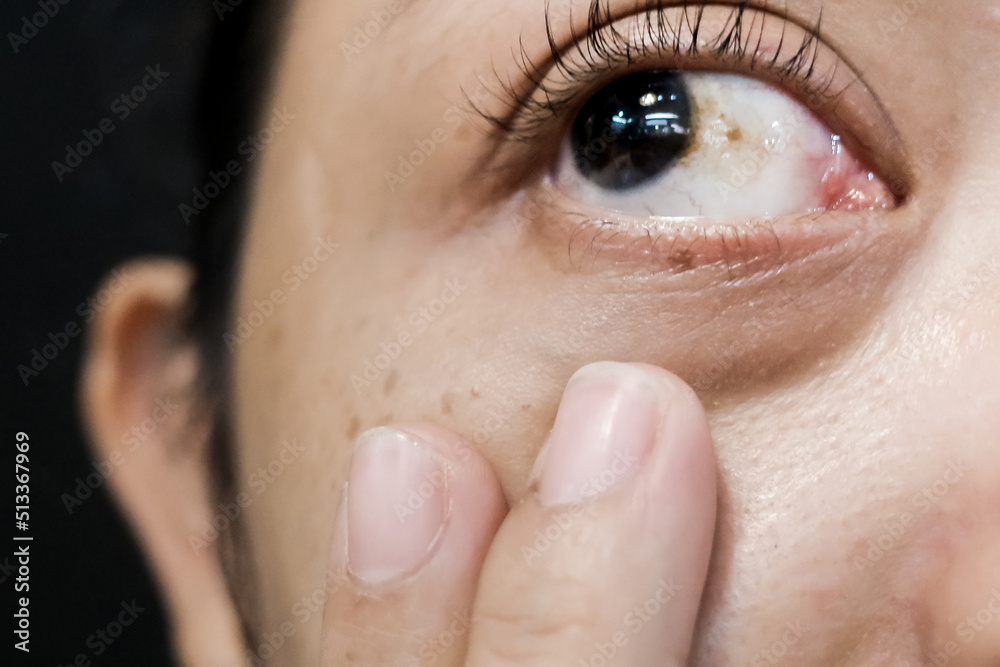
570 71 693 191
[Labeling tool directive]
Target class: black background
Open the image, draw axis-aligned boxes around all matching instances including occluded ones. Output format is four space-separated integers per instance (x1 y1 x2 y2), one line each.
3 1 216 664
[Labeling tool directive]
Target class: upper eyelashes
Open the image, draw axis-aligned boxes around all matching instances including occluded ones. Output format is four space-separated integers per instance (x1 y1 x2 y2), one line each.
474 0 836 143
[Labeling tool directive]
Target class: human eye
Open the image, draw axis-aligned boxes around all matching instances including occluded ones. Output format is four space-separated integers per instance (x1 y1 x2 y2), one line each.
472 1 911 270
559 70 892 217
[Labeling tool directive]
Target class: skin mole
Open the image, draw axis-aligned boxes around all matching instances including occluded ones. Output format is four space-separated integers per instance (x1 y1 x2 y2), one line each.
669 247 695 270
266 325 284 349
346 416 361 440
383 369 399 395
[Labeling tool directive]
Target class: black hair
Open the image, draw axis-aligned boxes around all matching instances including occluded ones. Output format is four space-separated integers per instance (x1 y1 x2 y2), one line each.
189 1 286 385
187 0 289 649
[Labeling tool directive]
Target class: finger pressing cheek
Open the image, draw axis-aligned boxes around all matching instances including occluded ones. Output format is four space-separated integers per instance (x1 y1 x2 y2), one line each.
465 362 717 667
320 362 717 667
321 423 506 667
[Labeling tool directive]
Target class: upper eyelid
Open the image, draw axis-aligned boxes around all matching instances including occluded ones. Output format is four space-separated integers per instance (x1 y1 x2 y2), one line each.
469 0 848 139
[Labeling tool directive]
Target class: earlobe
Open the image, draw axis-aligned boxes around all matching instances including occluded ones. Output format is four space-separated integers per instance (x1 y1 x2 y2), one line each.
79 259 246 667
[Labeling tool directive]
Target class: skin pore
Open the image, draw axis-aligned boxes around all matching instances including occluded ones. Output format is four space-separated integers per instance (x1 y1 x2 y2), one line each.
80 0 1000 665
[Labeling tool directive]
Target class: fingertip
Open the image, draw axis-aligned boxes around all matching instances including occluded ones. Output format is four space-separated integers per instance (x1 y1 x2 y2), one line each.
334 424 505 588
397 421 508 513
464 362 718 667
321 423 507 664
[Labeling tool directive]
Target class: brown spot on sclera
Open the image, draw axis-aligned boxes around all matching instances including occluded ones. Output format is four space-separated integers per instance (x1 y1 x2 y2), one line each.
441 393 454 415
383 369 398 395
727 127 744 142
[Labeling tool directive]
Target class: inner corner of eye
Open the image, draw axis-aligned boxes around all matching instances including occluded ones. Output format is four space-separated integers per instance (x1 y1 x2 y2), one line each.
553 69 896 218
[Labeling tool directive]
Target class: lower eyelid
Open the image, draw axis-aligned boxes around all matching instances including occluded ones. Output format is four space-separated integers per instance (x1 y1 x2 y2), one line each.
522 181 882 280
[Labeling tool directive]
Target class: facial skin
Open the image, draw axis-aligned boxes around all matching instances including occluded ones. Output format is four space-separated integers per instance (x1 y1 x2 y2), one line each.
81 0 1000 665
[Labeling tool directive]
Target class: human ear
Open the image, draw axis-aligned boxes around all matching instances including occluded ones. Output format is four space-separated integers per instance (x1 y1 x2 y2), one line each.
79 259 245 666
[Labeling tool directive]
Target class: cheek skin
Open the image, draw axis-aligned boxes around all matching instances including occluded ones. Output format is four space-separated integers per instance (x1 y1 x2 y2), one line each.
688 344 1000 664
233 189 1000 667
909 345 1000 663
231 111 996 666
228 96 999 667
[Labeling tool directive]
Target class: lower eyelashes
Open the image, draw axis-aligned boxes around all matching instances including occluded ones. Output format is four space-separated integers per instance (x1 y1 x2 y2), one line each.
554 70 895 219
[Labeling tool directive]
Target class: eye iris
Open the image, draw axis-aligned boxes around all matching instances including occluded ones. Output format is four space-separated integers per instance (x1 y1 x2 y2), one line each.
570 71 693 191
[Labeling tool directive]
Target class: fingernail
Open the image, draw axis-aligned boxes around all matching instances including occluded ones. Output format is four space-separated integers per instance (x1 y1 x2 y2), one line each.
536 362 661 506
344 427 449 585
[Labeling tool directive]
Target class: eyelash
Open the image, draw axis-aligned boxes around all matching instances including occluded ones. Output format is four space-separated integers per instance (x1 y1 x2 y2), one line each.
473 0 837 144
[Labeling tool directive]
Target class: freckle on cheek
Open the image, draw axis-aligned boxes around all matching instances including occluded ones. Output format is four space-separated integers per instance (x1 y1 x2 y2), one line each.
383 369 398 395
266 325 284 349
346 416 360 440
